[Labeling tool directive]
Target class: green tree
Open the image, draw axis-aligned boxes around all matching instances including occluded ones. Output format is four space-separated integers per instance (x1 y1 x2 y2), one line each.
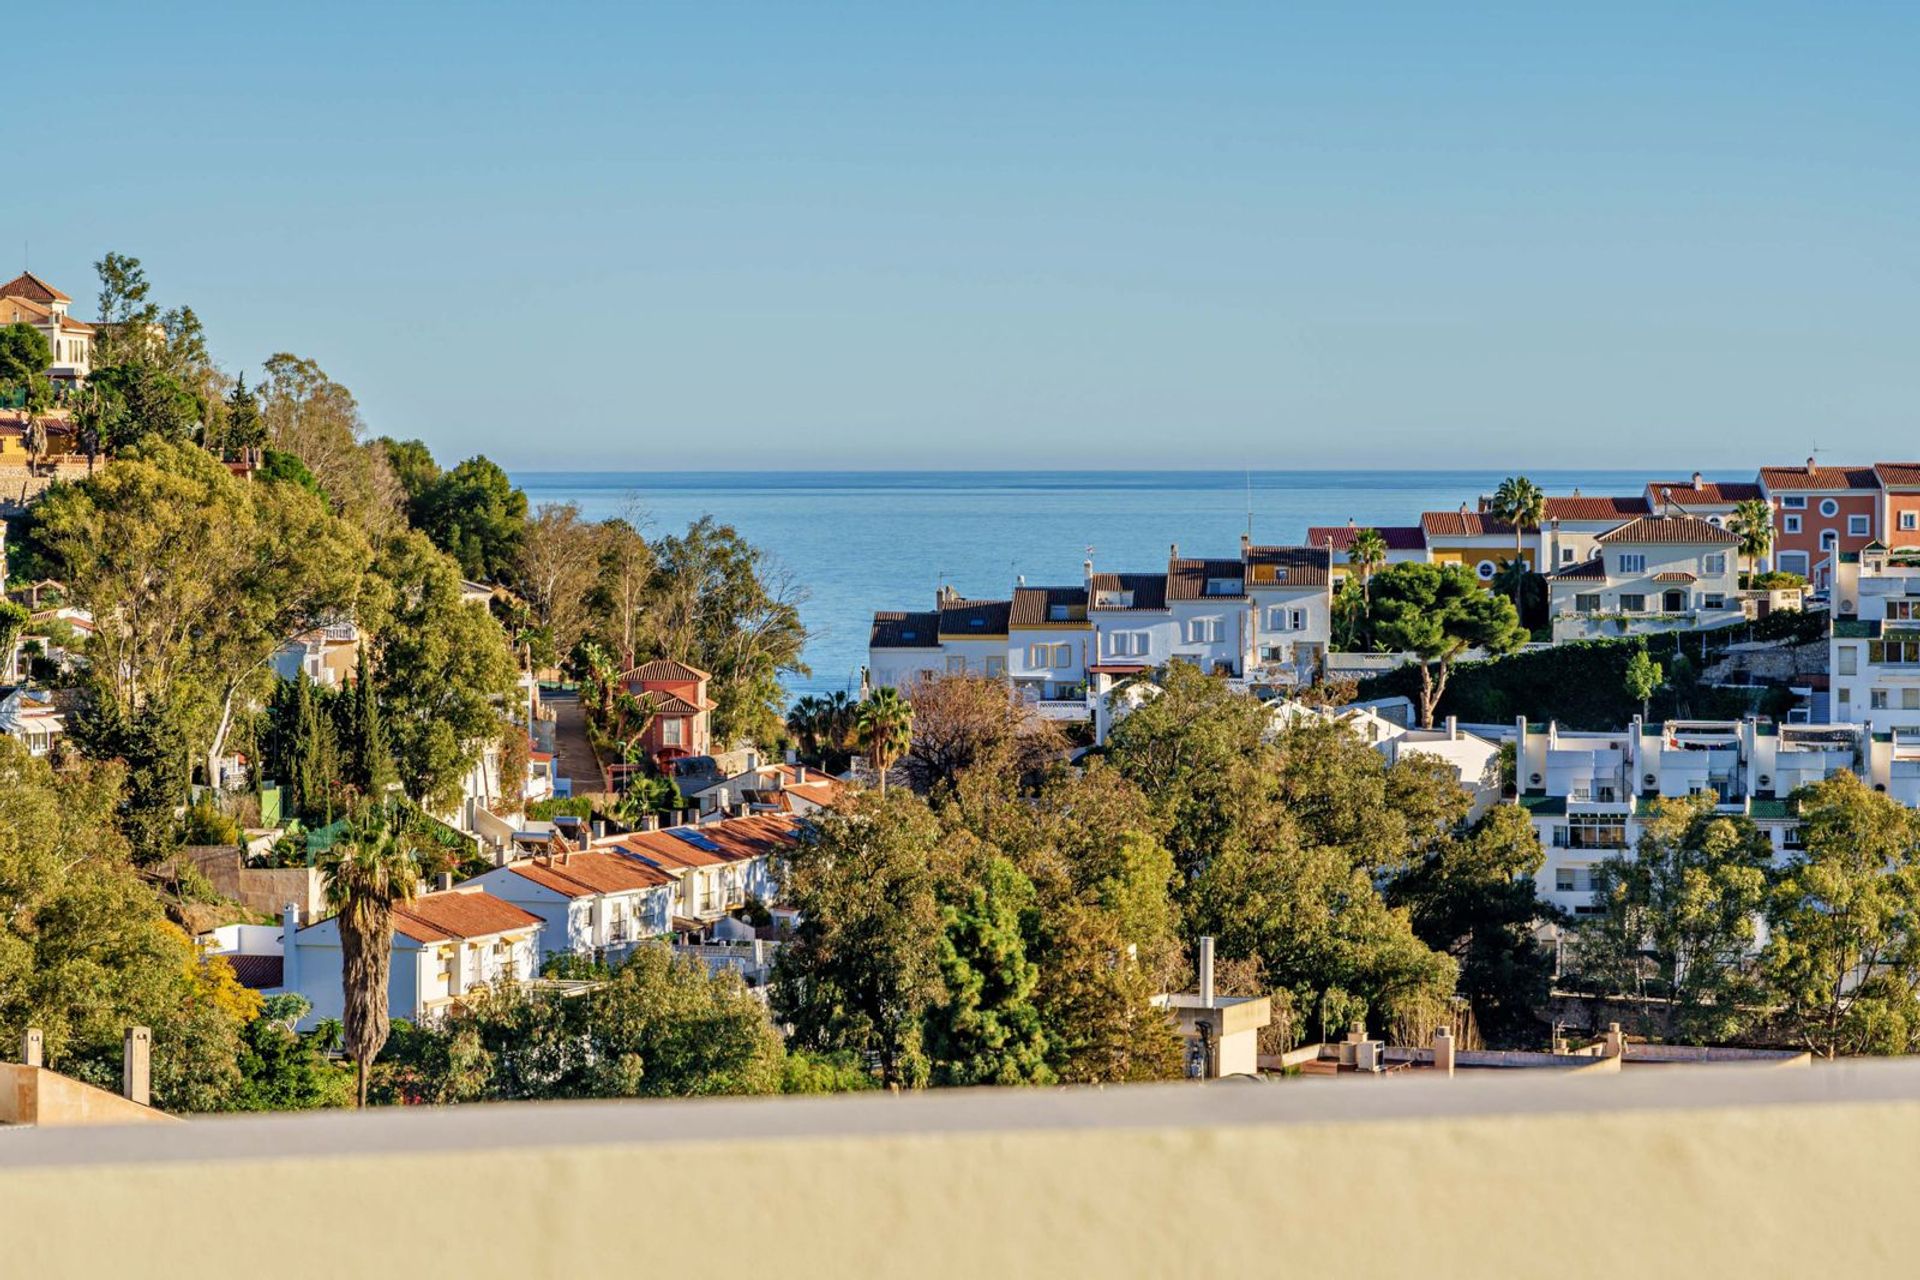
1349 526 1389 608
854 686 914 794
1370 561 1526 728
1729 497 1775 579
345 642 395 797
1488 476 1546 614
376 437 441 502
319 818 422 1107
0 737 253 1110
926 856 1054 1086
1387 803 1554 1046
0 323 51 407
233 994 355 1110
221 374 266 452
771 793 947 1088
360 532 518 812
93 251 160 367
1624 648 1663 724
1763 773 1920 1057
1576 795 1772 1043
408 456 528 582
259 353 403 536
0 599 28 670
647 516 808 747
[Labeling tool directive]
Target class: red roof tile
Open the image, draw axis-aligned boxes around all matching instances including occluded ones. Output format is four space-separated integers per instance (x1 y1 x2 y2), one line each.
1167 558 1245 600
1538 496 1653 522
1873 463 1920 488
1593 514 1739 545
0 271 70 304
1759 463 1879 492
508 851 674 898
1645 479 1764 505
622 657 711 683
391 889 544 942
1421 510 1515 538
1307 525 1427 552
1243 546 1331 587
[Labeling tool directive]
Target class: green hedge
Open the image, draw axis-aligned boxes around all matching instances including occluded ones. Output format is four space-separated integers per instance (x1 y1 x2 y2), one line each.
1356 624 1810 729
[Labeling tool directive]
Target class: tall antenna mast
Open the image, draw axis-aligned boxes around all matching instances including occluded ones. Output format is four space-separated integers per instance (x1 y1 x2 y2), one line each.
1245 466 1254 541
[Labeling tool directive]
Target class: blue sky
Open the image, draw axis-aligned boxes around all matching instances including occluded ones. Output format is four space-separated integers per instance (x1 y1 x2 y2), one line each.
9 2 1920 471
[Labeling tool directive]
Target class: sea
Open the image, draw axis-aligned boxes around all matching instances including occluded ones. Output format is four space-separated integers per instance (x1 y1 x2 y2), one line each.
513 469 1718 700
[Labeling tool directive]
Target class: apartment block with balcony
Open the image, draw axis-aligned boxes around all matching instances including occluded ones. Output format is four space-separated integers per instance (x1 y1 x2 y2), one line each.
1545 514 1743 642
1516 717 1868 915
1829 543 1920 732
1759 459 1881 585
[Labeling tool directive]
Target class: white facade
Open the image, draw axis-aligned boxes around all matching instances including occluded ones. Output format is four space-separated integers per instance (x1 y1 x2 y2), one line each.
1830 546 1920 733
465 858 675 963
1547 516 1744 643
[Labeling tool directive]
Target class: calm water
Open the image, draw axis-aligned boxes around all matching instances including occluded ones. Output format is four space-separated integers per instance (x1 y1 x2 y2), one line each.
512 469 1708 699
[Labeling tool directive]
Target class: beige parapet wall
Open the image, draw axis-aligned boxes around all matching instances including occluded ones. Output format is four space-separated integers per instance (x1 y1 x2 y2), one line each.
0 1063 177 1128
4 1061 1920 1278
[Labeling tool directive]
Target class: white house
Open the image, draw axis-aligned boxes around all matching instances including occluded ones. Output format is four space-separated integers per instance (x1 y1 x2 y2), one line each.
1546 514 1743 643
689 759 845 817
280 888 544 1031
1166 548 1250 676
0 685 64 757
1830 543 1920 732
1306 523 1428 588
0 273 94 383
1087 571 1176 675
1008 583 1092 709
600 813 801 926
1242 541 1333 685
465 849 676 963
1534 495 1656 570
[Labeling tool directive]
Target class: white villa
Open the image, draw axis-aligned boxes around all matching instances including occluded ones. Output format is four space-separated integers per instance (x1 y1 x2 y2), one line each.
1546 514 1743 642
464 848 677 964
0 273 94 383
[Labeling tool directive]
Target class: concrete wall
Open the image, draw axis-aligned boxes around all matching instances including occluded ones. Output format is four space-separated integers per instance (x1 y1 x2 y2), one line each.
182 847 324 922
8 1063 1920 1277
0 1064 176 1128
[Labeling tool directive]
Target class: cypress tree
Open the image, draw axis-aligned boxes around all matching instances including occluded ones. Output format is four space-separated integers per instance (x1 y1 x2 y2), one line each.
348 641 395 797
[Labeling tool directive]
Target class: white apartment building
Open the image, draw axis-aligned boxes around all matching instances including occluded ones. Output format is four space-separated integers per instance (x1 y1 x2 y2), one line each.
1829 543 1920 732
464 850 677 964
868 543 1334 730
1546 514 1743 642
1516 717 1867 917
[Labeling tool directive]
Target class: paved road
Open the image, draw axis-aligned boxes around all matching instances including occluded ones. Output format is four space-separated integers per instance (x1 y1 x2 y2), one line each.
543 690 605 798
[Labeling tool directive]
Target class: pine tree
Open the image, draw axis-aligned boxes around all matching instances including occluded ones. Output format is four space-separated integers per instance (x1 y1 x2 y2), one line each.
925 856 1055 1086
346 642 394 798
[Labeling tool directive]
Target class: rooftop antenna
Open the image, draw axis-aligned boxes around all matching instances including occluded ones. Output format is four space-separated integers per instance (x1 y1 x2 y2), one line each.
1245 466 1254 541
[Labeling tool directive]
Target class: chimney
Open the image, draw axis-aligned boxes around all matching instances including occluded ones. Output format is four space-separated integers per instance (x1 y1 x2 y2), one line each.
281 902 301 995
1082 558 1094 585
1807 456 1817 475
1016 573 1026 587
1692 471 1704 489
21 1027 43 1068
792 764 806 785
734 801 752 818
1432 1026 1456 1077
1444 714 1457 740
122 1026 151 1106
785 747 798 765
1169 542 1179 562
1603 1022 1627 1059
1197 935 1215 1008
591 818 607 841
1239 532 1251 557
435 871 454 892
1346 516 1356 528
640 812 659 832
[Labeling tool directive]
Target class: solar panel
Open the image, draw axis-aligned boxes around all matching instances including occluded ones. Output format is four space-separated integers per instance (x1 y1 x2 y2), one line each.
668 828 725 853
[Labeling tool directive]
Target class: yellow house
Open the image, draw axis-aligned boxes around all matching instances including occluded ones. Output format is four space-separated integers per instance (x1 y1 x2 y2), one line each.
1420 508 1534 586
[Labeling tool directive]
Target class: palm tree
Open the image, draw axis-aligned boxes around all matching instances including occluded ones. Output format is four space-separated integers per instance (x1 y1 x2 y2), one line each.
786 694 826 760
854 687 914 794
319 817 422 1107
1489 476 1547 613
1349 526 1389 607
1729 497 1774 582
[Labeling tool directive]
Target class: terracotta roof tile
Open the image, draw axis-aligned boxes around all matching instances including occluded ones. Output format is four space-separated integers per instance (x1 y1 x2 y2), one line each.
223 954 284 989
1645 479 1764 505
1551 557 1607 580
1010 585 1090 628
1307 525 1427 552
391 889 544 942
1537 496 1653 522
1087 572 1168 611
507 850 674 898
1759 464 1880 492
1873 463 1920 488
638 691 708 716
1421 510 1515 538
1652 571 1699 583
1593 514 1739 545
621 657 711 683
1243 545 1330 587
1167 558 1244 600
0 271 70 304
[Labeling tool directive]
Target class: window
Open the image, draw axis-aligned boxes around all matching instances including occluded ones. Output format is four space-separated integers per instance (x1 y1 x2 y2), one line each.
1291 608 1306 631
1838 646 1859 676
1708 515 1723 527
1704 593 1726 610
1837 686 1851 709
1561 546 1576 563
1703 553 1727 575
1555 867 1577 892
1027 644 1070 669
1475 559 1497 581
1821 530 1839 551
1106 631 1148 657
1186 618 1222 644
1872 690 1891 710
1783 515 1802 534
1620 593 1647 613
1778 552 1809 576
1850 515 1871 537
1266 605 1292 631
1205 577 1240 596
1890 601 1918 622
1047 604 1071 621
1903 512 1918 531
1575 594 1601 613
1782 496 1807 510
984 656 1006 677
661 718 685 747
1906 689 1920 711
1820 498 1840 518
946 656 967 674
1618 553 1647 574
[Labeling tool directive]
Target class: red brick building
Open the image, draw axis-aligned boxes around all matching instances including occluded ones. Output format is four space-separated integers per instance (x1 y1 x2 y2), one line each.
621 658 714 763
